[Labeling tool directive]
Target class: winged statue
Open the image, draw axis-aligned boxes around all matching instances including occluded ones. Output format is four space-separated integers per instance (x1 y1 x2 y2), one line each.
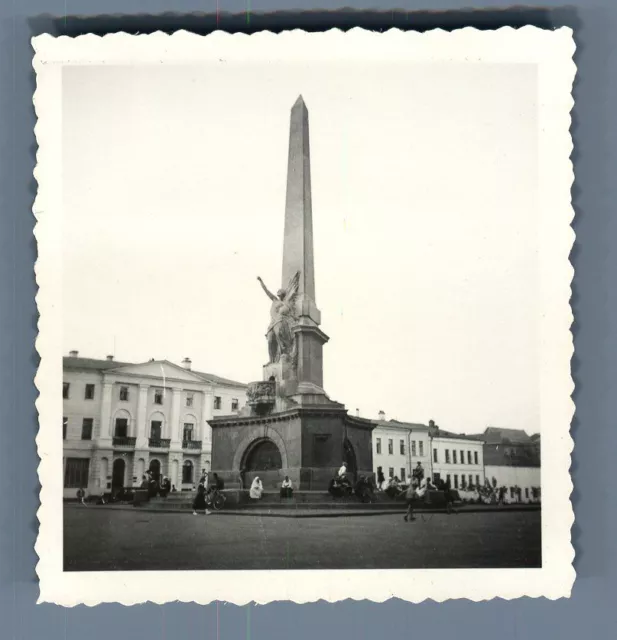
257 271 300 364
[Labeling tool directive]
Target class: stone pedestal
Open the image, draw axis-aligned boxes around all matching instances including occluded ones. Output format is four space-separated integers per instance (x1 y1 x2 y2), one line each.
210 407 375 491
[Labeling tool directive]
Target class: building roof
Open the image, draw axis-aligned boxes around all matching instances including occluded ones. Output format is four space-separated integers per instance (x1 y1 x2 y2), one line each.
483 443 540 467
375 419 429 431
429 426 485 442
62 356 247 388
371 419 484 442
63 356 131 371
482 427 532 445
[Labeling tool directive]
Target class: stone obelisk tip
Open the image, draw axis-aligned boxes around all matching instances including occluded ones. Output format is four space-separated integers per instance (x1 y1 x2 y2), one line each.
293 94 306 109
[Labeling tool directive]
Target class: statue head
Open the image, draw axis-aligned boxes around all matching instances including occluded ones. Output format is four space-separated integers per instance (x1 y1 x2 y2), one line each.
277 289 286 300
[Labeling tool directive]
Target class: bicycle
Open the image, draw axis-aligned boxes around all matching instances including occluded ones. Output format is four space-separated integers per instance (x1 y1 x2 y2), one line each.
206 488 226 511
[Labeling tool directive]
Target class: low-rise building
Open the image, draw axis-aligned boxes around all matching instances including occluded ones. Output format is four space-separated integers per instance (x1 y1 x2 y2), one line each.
62 351 247 498
482 427 541 503
371 412 431 483
371 415 484 489
429 422 485 491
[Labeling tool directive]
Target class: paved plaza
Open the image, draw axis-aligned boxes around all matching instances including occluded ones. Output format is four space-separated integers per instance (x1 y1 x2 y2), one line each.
64 505 541 571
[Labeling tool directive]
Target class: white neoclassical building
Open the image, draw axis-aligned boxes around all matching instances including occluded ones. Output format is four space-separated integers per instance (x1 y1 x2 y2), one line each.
62 351 247 498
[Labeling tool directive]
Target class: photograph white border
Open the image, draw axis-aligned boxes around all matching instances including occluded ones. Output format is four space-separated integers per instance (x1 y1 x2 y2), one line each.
33 27 576 606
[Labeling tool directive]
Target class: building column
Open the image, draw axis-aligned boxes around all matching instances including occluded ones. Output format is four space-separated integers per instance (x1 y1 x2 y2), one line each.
201 389 214 444
136 384 148 448
99 381 114 444
170 387 182 447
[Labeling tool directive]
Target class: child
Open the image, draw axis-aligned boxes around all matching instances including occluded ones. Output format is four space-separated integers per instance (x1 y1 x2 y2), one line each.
403 481 417 522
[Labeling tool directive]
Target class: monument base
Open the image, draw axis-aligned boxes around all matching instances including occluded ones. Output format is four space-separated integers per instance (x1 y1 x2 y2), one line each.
210 405 375 491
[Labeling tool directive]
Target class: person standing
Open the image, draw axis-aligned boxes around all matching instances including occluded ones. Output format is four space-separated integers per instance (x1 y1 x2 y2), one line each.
239 466 247 491
76 487 87 506
376 466 385 491
192 483 211 516
404 481 417 522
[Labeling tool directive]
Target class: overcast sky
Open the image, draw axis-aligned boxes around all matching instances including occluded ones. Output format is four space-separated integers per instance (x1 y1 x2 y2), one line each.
62 61 539 435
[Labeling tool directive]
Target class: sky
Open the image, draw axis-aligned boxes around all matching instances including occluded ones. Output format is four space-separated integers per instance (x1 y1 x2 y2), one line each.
62 61 539 435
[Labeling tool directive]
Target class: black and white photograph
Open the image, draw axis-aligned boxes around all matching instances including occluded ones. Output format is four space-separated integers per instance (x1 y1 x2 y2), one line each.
33 28 575 604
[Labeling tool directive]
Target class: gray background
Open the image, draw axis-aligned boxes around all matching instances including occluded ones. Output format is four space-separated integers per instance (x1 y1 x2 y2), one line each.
0 0 614 637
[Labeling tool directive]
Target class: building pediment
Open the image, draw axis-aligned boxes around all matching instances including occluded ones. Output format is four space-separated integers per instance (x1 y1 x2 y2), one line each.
104 360 208 384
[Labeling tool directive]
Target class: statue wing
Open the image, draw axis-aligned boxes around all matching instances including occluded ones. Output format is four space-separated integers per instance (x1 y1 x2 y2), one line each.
284 270 301 305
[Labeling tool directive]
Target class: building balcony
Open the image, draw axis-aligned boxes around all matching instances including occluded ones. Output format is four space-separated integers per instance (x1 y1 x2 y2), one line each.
113 436 136 448
149 438 171 449
182 440 202 450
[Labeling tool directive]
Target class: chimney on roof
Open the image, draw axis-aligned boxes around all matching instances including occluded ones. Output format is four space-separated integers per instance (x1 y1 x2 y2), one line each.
378 410 386 421
106 355 114 361
182 357 192 371
69 350 79 358
355 408 360 418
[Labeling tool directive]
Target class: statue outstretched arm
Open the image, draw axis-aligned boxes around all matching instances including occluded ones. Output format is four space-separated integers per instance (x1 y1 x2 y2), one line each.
257 276 277 302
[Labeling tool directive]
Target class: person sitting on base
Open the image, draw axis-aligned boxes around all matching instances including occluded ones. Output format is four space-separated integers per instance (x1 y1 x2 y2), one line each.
354 475 372 503
280 476 293 499
159 475 171 497
250 476 264 500
385 476 401 499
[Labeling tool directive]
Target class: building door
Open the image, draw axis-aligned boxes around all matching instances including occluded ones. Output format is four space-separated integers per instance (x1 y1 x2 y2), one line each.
112 458 125 490
149 459 161 484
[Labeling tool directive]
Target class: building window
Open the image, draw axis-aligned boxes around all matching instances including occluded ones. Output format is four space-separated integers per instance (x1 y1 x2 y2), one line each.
388 467 394 478
183 423 193 442
474 451 479 465
419 441 424 457
63 417 67 440
186 393 194 408
214 396 222 410
119 386 129 401
399 439 405 455
81 418 93 440
150 421 162 440
460 450 465 464
476 475 480 486
84 384 95 400
154 389 163 405
400 468 406 481
388 439 393 455
467 451 472 465
114 418 128 438
182 460 194 484
469 474 473 487
510 487 515 498
231 398 239 411
63 382 70 399
64 458 90 489
411 440 416 456
446 474 451 486
433 448 438 463
461 475 466 488
376 438 381 454
452 450 457 464
445 449 450 464
453 474 459 489
525 488 529 499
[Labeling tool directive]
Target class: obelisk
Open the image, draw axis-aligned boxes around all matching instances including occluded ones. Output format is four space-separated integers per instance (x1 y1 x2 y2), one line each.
281 96 329 400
